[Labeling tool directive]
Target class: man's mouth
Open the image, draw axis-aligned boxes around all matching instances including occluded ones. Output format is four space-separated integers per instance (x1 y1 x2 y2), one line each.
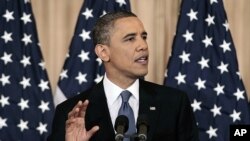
135 55 148 64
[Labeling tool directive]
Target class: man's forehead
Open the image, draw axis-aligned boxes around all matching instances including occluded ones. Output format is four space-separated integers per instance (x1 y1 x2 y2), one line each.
113 17 145 31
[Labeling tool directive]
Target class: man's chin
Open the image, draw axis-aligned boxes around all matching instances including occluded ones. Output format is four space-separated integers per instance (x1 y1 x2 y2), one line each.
137 71 148 78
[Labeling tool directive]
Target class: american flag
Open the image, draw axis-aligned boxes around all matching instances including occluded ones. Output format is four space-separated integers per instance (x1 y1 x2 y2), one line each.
164 0 250 140
0 0 54 140
54 0 131 106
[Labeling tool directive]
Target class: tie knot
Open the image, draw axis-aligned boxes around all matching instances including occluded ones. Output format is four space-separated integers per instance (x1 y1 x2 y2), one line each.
120 90 132 103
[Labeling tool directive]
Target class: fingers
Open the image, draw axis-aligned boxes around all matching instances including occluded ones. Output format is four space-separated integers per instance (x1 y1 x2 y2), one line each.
66 120 99 141
68 100 82 120
68 100 89 119
65 99 99 141
65 118 83 131
87 126 100 138
80 100 89 118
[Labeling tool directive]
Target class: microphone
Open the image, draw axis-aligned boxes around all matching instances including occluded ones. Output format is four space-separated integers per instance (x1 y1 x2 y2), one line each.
115 115 129 141
136 115 149 141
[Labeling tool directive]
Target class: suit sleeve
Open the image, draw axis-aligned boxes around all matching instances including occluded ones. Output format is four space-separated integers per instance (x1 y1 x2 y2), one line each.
47 104 67 141
177 93 199 141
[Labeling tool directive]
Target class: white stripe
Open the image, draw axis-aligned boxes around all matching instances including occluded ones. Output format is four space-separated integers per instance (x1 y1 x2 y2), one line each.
54 86 67 107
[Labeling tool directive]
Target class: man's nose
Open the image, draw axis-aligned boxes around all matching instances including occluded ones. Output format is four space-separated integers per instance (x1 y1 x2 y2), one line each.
136 38 148 51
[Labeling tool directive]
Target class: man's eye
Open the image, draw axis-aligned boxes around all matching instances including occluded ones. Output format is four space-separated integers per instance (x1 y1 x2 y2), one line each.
126 37 135 41
142 35 147 40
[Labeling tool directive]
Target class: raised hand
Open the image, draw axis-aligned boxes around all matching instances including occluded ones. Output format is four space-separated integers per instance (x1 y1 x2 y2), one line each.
65 100 99 141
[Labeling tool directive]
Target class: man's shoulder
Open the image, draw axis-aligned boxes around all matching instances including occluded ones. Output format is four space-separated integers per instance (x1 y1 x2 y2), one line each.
56 82 103 109
140 80 190 107
140 79 185 94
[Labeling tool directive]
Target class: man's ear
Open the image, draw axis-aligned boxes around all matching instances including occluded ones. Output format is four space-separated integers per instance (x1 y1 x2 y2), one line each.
95 44 110 62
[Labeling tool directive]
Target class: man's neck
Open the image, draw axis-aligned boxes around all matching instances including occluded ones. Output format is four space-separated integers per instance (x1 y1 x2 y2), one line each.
105 73 137 89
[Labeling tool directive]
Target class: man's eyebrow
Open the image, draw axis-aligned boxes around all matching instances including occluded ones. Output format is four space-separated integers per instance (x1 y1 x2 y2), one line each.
123 33 136 39
142 31 148 36
123 31 148 39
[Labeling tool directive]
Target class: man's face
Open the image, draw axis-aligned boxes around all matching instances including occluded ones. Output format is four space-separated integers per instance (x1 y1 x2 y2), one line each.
106 17 149 79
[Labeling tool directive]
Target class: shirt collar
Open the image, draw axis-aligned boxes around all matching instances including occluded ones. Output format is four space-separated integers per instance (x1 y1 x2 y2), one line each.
103 74 139 105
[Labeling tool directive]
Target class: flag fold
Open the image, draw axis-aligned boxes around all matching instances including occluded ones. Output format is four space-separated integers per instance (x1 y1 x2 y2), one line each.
164 0 250 140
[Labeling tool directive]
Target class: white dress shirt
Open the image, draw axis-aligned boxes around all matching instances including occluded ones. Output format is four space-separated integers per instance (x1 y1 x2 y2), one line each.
103 74 139 128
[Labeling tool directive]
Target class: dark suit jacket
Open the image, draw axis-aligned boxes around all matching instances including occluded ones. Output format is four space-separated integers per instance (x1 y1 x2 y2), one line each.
47 79 199 141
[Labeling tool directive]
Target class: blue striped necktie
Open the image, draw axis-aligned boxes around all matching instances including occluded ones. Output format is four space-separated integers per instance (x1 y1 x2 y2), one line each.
118 90 136 141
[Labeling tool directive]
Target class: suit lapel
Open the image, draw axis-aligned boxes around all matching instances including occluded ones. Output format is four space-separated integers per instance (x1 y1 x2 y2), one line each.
138 80 160 141
86 82 116 141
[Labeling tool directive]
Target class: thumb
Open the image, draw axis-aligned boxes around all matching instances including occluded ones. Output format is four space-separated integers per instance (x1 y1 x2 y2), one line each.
87 126 99 138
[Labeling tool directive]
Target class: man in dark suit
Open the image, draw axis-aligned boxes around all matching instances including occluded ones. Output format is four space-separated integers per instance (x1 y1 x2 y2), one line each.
47 11 199 141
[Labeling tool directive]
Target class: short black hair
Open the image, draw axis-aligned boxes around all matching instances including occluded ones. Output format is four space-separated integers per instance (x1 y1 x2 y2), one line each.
92 10 137 46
